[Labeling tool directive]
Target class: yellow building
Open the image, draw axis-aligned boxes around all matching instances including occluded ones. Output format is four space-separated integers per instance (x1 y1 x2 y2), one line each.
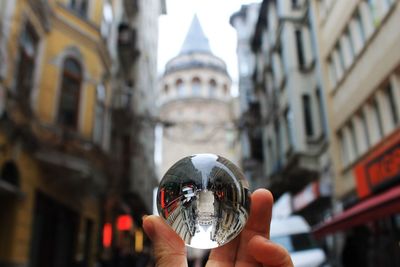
0 1 113 266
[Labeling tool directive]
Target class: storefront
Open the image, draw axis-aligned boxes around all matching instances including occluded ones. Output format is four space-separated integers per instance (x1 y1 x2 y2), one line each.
293 179 332 226
313 129 400 266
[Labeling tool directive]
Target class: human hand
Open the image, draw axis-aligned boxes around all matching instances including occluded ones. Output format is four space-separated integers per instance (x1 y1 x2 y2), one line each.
143 188 293 267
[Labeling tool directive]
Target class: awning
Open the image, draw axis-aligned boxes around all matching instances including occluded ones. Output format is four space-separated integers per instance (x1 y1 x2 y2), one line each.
313 185 400 238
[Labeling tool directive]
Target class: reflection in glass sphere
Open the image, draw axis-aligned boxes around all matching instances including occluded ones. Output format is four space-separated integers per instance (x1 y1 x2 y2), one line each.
157 154 251 249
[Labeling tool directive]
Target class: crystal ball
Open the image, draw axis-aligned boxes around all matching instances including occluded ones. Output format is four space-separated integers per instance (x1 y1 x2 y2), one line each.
157 154 251 249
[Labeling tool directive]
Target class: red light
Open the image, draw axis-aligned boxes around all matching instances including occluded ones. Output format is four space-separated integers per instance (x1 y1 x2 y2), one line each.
117 215 133 231
161 189 165 208
103 223 112 248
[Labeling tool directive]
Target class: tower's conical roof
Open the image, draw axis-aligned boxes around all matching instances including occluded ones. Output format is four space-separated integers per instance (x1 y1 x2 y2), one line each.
180 14 212 55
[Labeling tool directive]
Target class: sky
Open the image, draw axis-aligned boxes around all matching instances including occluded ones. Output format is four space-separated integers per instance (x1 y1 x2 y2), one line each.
157 0 262 94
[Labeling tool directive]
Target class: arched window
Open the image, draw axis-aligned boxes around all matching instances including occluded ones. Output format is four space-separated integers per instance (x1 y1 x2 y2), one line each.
176 79 184 96
192 77 201 96
58 57 82 129
209 79 217 97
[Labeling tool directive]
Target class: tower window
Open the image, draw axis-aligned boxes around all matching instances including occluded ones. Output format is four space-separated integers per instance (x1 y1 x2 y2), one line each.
209 79 217 97
192 77 201 96
176 79 184 96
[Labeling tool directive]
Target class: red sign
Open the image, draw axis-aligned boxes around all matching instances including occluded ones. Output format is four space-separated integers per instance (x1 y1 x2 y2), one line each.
354 129 400 198
103 223 112 248
117 215 133 231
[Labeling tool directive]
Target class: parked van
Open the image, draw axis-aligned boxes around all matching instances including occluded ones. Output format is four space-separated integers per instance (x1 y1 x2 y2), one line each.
270 215 329 267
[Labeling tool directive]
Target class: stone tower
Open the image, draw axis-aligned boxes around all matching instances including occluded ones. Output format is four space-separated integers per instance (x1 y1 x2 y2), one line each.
158 15 237 177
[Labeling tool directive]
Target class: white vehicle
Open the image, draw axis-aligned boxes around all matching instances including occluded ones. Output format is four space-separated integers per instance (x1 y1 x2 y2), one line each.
270 215 329 267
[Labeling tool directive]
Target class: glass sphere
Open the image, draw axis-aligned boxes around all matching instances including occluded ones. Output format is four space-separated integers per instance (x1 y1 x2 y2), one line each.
157 154 251 249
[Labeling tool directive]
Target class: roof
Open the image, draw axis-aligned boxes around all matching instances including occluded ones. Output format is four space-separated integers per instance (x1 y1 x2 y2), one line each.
179 14 212 55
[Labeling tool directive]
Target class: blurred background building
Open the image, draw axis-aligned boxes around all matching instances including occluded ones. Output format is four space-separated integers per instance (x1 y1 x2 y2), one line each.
157 14 239 267
311 0 400 265
0 0 399 266
0 1 112 266
230 3 266 191
0 0 164 266
231 0 400 266
158 15 239 176
231 0 332 227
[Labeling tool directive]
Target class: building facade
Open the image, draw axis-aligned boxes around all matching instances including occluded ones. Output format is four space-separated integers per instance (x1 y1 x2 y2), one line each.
0 1 113 266
158 15 238 177
237 0 332 225
312 0 400 265
101 0 165 263
0 0 165 266
230 3 267 191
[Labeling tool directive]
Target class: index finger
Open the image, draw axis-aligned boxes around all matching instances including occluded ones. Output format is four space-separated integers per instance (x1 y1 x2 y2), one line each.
245 188 274 238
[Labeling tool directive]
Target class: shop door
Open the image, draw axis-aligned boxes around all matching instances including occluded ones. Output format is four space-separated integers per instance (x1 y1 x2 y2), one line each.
30 192 79 267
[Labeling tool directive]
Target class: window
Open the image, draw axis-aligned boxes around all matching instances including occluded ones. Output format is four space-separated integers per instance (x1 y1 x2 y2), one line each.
302 94 314 137
192 77 201 96
93 84 106 144
267 138 274 168
355 10 366 44
274 120 281 163
315 87 325 135
338 131 349 165
176 79 184 96
209 79 216 97
367 0 390 26
58 57 82 129
15 23 38 107
69 0 88 17
285 108 294 148
371 98 384 138
348 121 359 157
295 29 305 68
359 110 370 148
328 57 337 87
336 43 346 71
345 28 355 57
384 83 399 125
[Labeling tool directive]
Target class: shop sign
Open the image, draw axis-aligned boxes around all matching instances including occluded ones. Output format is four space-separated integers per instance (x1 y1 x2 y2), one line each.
354 129 400 198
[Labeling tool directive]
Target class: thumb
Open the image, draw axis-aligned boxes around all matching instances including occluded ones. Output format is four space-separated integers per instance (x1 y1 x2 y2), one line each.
143 215 188 267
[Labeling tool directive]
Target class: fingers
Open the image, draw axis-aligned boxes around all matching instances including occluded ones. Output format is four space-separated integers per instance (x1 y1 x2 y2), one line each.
142 215 188 267
207 189 274 266
245 188 274 237
248 235 294 267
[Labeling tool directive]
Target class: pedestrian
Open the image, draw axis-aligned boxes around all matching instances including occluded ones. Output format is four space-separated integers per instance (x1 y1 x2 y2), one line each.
143 189 294 267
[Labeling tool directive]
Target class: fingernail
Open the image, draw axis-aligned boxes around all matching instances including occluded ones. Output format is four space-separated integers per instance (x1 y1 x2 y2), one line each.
142 214 148 221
